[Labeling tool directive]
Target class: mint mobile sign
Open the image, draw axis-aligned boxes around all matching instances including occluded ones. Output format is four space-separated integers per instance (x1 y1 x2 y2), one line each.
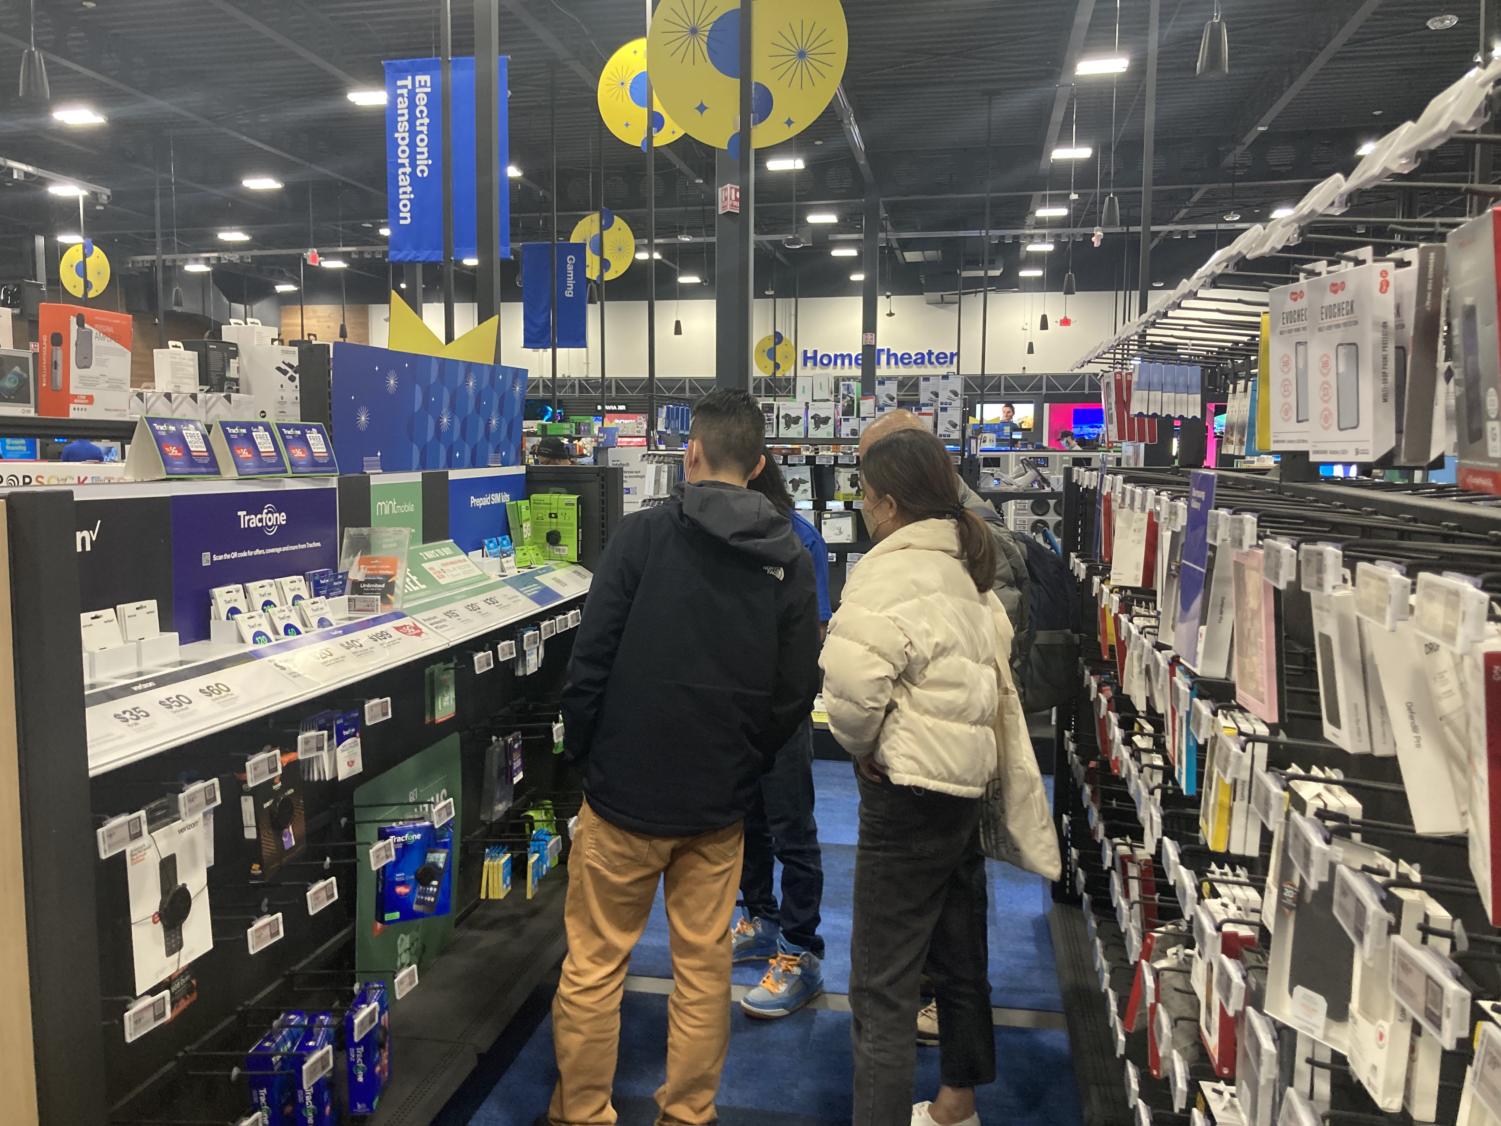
801 347 959 370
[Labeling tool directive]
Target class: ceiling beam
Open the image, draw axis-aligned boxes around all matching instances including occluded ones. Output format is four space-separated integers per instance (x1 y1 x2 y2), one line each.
0 31 384 197
1153 0 1386 245
1028 0 1098 215
200 0 366 86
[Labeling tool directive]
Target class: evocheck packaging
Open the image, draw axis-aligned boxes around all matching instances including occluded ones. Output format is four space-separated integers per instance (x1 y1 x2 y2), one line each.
1447 206 1501 493
1306 261 1397 462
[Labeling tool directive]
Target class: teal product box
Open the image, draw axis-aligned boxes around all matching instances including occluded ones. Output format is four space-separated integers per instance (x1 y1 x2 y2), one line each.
346 983 392 1114
245 1010 306 1125
292 1011 337 1126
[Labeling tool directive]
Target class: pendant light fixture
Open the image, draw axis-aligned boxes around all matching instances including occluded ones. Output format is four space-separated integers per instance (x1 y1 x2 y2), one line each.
1196 0 1229 78
1100 0 1122 230
1027 340 1035 356
18 0 49 104
168 135 184 309
1062 96 1079 299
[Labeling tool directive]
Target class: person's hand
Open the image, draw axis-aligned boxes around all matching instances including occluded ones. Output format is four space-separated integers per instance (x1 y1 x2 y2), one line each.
854 756 888 784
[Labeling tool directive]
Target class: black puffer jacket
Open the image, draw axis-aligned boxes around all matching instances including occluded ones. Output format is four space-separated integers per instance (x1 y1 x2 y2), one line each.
562 481 821 837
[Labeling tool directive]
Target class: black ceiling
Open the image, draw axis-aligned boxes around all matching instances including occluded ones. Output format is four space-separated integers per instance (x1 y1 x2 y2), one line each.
0 0 1492 305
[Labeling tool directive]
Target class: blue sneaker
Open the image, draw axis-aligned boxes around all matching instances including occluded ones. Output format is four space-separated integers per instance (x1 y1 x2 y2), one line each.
739 944 824 1019
731 915 779 964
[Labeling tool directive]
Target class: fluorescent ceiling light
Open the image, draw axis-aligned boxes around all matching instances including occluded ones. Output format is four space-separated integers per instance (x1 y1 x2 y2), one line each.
1018 268 1044 278
677 231 693 241
1026 241 1055 253
1357 139 1377 156
347 89 387 106
241 175 283 191
1075 56 1129 76
379 226 391 237
507 164 523 178
320 259 349 269
183 263 212 273
1051 146 1093 160
1269 206 1295 219
634 250 663 260
1035 206 1069 218
47 182 85 197
830 247 859 258
56 233 83 245
52 104 106 126
849 272 866 282
678 273 703 284
275 283 298 293
461 257 479 266
217 230 251 242
766 157 805 172
805 211 839 224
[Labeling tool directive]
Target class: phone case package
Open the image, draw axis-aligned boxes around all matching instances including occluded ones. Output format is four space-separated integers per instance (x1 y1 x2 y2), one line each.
1446 206 1501 494
1306 261 1397 463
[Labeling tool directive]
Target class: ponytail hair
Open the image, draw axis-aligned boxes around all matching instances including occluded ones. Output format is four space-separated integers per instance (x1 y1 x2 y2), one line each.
860 428 998 593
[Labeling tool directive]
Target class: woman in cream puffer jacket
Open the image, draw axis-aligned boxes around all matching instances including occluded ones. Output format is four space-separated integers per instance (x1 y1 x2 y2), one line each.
821 428 1010 1126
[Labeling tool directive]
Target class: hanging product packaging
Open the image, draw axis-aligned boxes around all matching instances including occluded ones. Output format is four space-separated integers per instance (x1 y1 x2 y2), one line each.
1267 280 1312 452
1446 206 1501 493
1305 260 1398 463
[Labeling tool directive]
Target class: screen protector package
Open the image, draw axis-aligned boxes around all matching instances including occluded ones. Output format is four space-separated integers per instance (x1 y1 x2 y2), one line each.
1446 206 1501 494
378 822 454 923
339 526 412 614
1306 260 1397 463
1267 280 1312 451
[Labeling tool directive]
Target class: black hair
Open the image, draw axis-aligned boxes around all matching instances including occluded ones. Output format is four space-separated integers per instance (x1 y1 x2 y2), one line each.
861 428 997 593
746 456 794 515
689 389 767 476
1059 429 1074 439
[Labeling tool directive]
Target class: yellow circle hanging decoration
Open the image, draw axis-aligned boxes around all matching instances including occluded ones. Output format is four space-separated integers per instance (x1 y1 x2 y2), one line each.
647 0 849 156
598 37 685 151
569 210 635 283
754 330 794 377
60 239 111 299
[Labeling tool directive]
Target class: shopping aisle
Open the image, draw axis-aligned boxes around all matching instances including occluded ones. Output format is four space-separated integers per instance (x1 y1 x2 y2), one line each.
453 761 1081 1126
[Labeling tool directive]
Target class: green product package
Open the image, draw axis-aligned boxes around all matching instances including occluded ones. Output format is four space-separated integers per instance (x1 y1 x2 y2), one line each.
529 493 580 563
425 663 457 725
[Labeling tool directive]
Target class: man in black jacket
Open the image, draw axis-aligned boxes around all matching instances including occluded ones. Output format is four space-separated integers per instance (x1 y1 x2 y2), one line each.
547 389 820 1126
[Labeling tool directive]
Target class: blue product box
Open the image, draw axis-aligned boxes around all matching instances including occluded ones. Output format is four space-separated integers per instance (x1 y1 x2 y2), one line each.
378 822 454 922
245 1010 306 1125
346 984 391 1114
292 1012 337 1126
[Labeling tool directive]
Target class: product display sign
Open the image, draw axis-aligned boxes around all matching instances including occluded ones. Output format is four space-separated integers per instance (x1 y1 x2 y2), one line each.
521 242 588 350
1173 472 1218 669
124 418 220 480
355 736 462 987
370 476 424 539
211 421 288 478
75 495 177 635
169 486 338 643
402 540 492 609
447 466 526 554
275 422 338 476
384 56 510 263
330 343 527 473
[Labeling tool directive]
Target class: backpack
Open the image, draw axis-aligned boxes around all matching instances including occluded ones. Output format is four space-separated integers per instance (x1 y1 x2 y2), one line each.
1012 532 1080 712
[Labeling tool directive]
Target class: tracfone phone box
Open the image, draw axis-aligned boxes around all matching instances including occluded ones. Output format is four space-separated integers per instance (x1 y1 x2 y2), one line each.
36 302 133 419
1306 262 1396 463
1447 207 1501 494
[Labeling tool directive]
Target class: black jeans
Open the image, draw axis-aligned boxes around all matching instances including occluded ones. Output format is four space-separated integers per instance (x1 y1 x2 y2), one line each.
850 775 995 1126
739 719 825 956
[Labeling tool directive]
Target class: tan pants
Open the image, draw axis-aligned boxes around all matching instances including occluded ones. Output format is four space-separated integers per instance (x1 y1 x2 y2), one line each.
549 801 745 1126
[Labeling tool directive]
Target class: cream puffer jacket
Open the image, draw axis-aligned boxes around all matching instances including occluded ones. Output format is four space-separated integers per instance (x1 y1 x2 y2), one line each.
821 518 1016 797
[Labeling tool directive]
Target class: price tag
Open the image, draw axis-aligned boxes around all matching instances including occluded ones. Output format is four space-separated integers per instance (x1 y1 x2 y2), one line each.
1113 1017 1126 1058
541 619 557 640
1176 865 1198 917
301 1044 333 1090
568 609 582 628
123 990 171 1044
1263 537 1297 590
473 650 495 674
1229 513 1258 551
522 630 540 651
1250 768 1285 830
246 749 282 787
1170 1050 1191 1112
1470 1022 1501 1119
1124 1060 1140 1106
297 730 329 760
1191 697 1216 742
1168 500 1188 533
352 1001 380 1043
1331 864 1391 964
394 963 419 1000
246 912 284 955
429 797 455 829
1390 934 1470 1046
1296 542 1342 595
1287 812 1332 893
177 778 222 822
1354 561 1410 631
1412 571 1489 652
368 837 397 871
1206 509 1227 545
1161 837 1182 883
364 697 392 726
306 877 339 916
815 454 835 466
1135 1100 1151 1126
498 639 518 661
97 810 147 860
552 719 566 745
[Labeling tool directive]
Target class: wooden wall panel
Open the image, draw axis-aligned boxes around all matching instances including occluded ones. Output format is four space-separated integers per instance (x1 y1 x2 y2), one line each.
280 304 369 345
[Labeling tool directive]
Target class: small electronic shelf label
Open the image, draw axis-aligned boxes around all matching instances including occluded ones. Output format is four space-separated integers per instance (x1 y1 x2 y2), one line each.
472 650 494 674
352 1001 380 1042
297 730 329 760
123 991 171 1044
306 877 339 916
394 963 419 1000
246 912 285 955
369 837 397 871
245 749 282 788
364 697 393 726
97 810 147 860
430 797 456 829
301 1044 334 1090
177 778 222 822
498 639 517 661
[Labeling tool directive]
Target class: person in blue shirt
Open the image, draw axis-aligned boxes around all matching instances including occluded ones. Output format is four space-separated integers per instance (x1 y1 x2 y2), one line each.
734 454 830 1018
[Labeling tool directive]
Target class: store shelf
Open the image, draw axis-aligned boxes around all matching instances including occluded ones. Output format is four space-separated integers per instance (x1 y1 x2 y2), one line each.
0 414 138 442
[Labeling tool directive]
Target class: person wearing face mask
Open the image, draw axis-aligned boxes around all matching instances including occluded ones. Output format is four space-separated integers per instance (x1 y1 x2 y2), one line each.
550 389 820 1126
822 427 1020 1126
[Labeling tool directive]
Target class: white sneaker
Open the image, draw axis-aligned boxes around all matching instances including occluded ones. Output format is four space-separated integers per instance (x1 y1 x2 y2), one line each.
911 1101 980 1126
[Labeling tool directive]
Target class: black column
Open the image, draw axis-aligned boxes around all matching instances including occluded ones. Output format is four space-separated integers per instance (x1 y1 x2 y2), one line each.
714 0 754 390
1137 0 1159 317
859 191 879 396
474 0 503 357
440 0 457 340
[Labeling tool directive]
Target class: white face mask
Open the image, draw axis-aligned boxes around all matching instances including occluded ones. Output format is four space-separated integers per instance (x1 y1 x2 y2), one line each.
861 495 891 541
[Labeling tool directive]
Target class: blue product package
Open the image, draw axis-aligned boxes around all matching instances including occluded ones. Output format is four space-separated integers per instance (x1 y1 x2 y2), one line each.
245 1010 306 1125
346 983 392 1114
292 1012 337 1126
378 823 454 922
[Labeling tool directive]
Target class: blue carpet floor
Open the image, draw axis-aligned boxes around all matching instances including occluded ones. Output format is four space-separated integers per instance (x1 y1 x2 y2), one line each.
626 762 1063 1013
463 992 1082 1126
